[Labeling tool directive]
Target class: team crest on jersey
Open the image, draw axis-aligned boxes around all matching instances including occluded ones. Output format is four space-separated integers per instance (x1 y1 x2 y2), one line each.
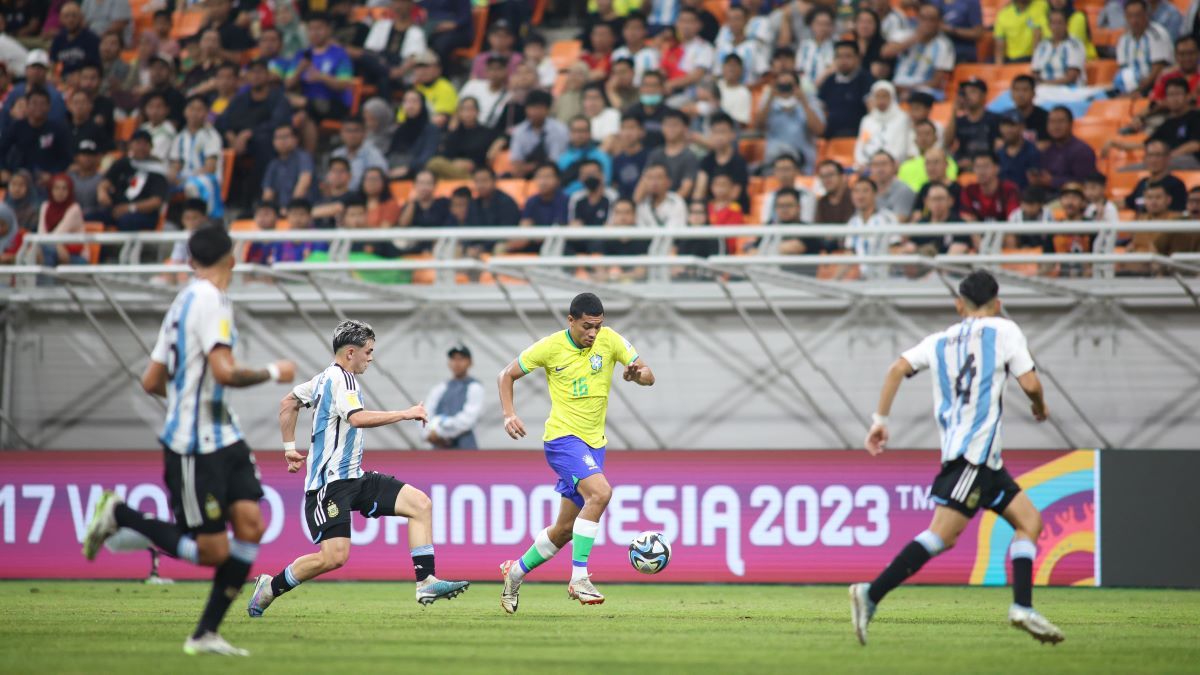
966 487 981 510
583 453 598 469
326 500 340 519
204 494 221 521
589 354 603 371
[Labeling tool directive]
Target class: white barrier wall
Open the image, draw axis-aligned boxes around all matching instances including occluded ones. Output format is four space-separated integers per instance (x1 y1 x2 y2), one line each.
4 299 1199 450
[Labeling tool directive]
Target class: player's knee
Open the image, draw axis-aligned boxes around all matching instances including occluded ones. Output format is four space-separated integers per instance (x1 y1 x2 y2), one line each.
410 488 433 519
197 536 230 566
1022 513 1044 541
586 485 612 509
236 515 266 543
321 548 350 571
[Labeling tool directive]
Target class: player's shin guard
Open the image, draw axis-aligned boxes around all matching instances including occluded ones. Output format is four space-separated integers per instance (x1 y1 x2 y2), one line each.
411 544 435 582
269 563 302 597
113 503 197 562
1010 538 1036 608
194 539 258 639
570 518 600 581
867 530 944 605
515 528 561 580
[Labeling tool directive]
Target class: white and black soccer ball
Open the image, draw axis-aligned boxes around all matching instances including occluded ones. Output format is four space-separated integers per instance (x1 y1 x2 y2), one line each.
628 531 672 575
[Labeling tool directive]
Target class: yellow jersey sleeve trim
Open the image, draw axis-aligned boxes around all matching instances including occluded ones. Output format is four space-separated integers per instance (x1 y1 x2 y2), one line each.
518 355 531 374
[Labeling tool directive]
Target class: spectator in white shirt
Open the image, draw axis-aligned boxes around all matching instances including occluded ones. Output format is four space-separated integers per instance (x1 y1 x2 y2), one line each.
1115 0 1175 95
716 5 769 84
885 3 955 101
168 94 223 187
636 163 688 227
854 80 912 170
458 55 511 129
611 12 661 85
796 6 837 87
423 344 485 450
666 7 715 97
716 53 752 127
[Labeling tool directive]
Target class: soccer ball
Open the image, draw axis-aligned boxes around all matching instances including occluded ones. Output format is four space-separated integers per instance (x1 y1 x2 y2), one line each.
628 531 672 575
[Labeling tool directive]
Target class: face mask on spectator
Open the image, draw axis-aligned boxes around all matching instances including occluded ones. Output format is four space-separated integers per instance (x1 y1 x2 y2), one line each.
640 93 663 106
583 176 602 192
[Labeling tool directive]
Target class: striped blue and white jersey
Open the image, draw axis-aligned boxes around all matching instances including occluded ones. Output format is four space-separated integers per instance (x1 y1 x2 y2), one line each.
1116 22 1173 87
167 125 223 181
894 33 956 90
901 317 1035 470
648 0 681 27
796 38 835 84
150 278 243 455
1032 37 1086 85
610 45 662 85
715 38 768 84
293 363 367 492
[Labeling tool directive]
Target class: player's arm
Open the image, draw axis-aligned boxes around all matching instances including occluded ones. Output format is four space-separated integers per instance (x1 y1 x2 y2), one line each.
1016 370 1048 422
208 346 295 387
346 404 429 429
279 392 307 472
622 358 655 386
498 359 528 439
141 361 168 397
865 356 917 456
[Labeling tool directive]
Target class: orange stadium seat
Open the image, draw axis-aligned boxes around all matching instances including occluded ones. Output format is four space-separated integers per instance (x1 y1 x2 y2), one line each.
1086 60 1119 84
929 101 953 127
319 78 364 134
114 117 137 142
819 138 856 167
1107 171 1144 204
493 149 514 177
1088 98 1135 121
1073 118 1121 153
532 0 547 25
434 179 471 199
1179 171 1200 190
1001 247 1043 277
390 180 413 203
952 64 1032 97
738 138 765 165
453 6 489 62
704 0 729 24
84 221 104 264
1092 29 1121 48
230 219 259 232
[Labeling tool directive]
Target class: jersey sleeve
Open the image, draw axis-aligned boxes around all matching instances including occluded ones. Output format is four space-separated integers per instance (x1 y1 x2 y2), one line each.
900 334 938 373
292 374 321 408
1001 322 1036 377
330 370 364 420
194 287 234 355
606 328 639 366
517 335 554 374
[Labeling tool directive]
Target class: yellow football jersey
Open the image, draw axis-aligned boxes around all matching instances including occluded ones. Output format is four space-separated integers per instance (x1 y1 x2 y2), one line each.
518 326 639 448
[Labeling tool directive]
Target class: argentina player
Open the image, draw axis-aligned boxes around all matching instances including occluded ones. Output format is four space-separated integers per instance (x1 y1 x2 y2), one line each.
83 225 297 656
850 270 1066 646
246 320 469 617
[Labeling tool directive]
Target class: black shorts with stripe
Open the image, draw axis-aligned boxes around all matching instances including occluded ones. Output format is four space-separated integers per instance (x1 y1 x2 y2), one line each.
930 457 1021 518
304 472 406 544
162 441 265 535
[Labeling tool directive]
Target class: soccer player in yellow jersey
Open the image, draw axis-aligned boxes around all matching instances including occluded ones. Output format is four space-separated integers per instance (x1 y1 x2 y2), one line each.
496 293 655 613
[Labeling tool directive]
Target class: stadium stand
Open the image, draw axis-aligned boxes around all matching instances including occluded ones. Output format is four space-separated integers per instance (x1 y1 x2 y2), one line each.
0 0 1197 281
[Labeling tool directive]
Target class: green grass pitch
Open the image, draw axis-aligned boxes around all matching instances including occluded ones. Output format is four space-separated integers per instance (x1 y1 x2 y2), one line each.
1 581 1198 674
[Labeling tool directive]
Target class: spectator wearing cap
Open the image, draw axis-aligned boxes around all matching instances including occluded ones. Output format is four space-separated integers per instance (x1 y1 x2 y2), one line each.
884 3 956 102
508 90 569 180
96 130 168 232
139 54 186 128
947 78 1002 172
0 51 66 131
424 344 485 450
819 40 876 139
216 58 293 204
993 0 1050 64
470 19 523 80
410 50 458 127
0 87 74 183
261 124 314 210
49 1 100 78
997 110 1041 188
331 115 388 190
70 138 104 215
1032 105 1097 190
284 14 354 133
0 15 28 78
1007 75 1050 143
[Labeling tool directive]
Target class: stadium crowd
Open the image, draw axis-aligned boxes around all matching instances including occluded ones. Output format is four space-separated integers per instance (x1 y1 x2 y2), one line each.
0 0 1198 277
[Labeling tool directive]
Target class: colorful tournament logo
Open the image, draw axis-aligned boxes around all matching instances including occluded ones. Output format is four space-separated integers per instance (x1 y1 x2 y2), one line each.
970 450 1098 587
